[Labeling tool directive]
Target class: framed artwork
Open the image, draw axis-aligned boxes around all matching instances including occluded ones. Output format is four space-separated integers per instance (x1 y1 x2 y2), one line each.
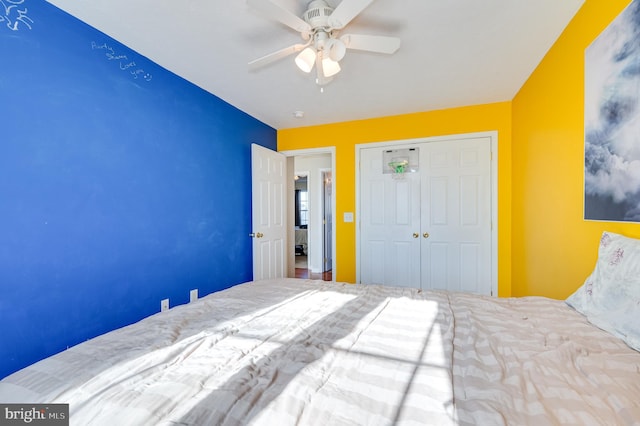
584 0 640 222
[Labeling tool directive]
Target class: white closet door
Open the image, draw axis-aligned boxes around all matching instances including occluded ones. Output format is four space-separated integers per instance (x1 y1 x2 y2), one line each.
358 137 492 295
359 147 421 288
420 137 491 294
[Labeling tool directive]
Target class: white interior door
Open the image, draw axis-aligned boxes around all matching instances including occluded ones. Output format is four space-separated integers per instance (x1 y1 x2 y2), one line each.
251 144 286 280
420 137 491 294
323 171 333 273
359 147 421 288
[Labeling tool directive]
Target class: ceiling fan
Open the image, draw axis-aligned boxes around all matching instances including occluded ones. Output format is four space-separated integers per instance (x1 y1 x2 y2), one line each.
247 0 401 85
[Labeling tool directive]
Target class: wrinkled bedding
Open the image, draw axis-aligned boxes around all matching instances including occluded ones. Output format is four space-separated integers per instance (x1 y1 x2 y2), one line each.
0 279 639 425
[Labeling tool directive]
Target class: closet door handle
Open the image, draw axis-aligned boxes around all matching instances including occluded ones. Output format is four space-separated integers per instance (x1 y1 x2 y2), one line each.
413 233 419 238
423 232 430 239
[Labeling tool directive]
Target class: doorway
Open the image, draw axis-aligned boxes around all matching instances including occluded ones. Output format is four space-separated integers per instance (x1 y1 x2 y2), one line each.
281 148 336 282
294 174 309 271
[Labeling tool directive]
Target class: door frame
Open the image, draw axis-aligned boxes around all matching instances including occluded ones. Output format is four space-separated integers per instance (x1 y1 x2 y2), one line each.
355 131 498 296
280 147 336 281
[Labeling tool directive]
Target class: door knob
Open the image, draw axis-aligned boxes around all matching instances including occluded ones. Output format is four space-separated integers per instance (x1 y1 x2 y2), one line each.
249 232 264 238
413 233 419 238
423 232 430 238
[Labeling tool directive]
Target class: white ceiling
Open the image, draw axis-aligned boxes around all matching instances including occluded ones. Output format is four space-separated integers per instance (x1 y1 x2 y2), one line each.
45 0 584 130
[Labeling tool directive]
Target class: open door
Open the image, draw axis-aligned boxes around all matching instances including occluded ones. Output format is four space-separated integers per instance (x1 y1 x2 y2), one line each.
322 171 333 273
251 144 286 280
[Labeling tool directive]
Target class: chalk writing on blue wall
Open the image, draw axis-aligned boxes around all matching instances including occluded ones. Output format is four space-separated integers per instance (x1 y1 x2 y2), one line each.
91 41 153 82
1 0 33 31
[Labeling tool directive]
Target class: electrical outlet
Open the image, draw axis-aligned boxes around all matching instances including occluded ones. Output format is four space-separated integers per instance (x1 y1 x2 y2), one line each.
161 298 169 312
190 289 198 303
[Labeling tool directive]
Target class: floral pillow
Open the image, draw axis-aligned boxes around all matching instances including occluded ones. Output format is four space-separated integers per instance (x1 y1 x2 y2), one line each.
566 231 640 352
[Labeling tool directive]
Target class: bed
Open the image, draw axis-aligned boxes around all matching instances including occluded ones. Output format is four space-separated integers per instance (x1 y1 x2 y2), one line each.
295 228 307 255
1 232 639 425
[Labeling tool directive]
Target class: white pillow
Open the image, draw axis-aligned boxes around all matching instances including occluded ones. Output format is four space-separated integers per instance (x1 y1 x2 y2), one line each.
566 231 640 351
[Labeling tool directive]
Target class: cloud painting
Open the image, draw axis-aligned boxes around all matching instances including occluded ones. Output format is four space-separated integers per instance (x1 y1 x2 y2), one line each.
585 0 640 222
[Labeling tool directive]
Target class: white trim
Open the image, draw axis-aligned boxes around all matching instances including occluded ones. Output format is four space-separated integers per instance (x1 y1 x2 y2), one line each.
280 147 337 281
355 131 499 296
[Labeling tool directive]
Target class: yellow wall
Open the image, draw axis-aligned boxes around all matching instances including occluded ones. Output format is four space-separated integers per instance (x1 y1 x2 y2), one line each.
280 2 640 299
279 103 513 296
511 0 640 298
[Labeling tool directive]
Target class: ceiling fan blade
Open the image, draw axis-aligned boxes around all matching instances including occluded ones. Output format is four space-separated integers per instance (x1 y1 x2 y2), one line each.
328 0 376 29
340 34 400 54
249 43 308 69
247 0 311 34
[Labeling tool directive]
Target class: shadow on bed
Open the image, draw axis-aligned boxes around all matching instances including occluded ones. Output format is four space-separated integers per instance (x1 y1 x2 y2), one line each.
174 284 453 424
0 279 454 424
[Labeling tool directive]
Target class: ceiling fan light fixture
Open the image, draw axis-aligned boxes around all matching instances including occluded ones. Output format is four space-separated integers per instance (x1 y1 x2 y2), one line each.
321 57 341 77
248 0 401 87
295 47 316 73
327 38 346 62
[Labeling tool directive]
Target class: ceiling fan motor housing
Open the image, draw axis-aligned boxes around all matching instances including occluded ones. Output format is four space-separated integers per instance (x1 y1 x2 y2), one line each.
304 0 333 29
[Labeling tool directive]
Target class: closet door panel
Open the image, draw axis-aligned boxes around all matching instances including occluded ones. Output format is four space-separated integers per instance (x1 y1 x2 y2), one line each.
459 242 481 293
421 137 491 295
360 147 421 288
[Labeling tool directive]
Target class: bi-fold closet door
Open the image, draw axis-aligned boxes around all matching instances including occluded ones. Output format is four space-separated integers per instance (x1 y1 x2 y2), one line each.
359 136 492 295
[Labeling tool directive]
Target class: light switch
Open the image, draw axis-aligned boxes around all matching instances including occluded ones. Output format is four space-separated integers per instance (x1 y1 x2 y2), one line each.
343 212 354 222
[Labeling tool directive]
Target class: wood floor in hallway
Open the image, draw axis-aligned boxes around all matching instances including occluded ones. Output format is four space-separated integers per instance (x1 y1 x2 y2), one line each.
294 268 332 281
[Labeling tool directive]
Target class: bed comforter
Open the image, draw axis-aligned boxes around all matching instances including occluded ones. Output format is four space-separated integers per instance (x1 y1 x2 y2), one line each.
1 278 639 425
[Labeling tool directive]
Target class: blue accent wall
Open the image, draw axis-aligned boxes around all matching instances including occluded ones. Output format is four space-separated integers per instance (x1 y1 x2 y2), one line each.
0 1 276 379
